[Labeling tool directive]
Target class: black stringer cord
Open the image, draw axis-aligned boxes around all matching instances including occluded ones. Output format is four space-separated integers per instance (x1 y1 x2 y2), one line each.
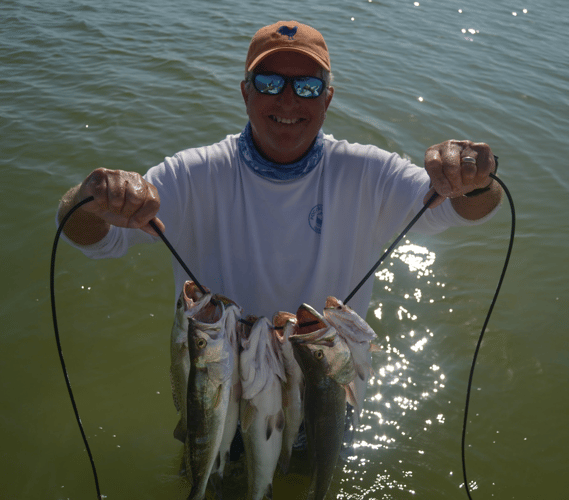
148 219 207 295
50 196 102 500
343 191 439 305
462 174 515 498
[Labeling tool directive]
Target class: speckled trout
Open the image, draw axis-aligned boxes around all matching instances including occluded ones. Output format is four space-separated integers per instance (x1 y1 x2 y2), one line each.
208 293 242 496
169 281 241 500
323 296 377 424
239 316 286 500
272 311 304 474
170 281 216 443
291 304 356 500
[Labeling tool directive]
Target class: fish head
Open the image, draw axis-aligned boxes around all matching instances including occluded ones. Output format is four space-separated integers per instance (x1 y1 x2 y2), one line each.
291 331 355 387
323 296 377 343
272 311 296 343
188 320 233 383
290 304 356 385
324 296 343 310
238 315 258 344
187 324 209 362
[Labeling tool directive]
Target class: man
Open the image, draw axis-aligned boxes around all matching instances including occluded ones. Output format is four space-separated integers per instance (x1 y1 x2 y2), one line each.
57 21 501 319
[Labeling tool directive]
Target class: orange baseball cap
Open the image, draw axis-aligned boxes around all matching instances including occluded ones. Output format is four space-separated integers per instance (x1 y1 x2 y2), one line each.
245 21 331 72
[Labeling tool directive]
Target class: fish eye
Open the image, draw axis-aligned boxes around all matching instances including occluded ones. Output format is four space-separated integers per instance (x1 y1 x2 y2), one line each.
314 350 324 360
196 338 207 349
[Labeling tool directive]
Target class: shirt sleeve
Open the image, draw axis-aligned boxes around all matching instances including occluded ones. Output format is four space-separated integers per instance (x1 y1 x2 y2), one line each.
54 203 157 260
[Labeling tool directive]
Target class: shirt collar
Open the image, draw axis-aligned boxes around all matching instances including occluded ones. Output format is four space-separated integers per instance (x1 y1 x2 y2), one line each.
238 122 324 181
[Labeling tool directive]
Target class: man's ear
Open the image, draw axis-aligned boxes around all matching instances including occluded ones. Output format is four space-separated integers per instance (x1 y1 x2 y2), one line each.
241 80 249 106
324 86 334 110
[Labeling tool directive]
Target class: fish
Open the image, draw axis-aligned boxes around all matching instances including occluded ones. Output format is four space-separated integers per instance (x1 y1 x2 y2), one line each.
208 293 242 497
272 311 304 473
323 296 377 425
290 304 357 500
170 281 218 443
239 316 286 500
170 280 240 500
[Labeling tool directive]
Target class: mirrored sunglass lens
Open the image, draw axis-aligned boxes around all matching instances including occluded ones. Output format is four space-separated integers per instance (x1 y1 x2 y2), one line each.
293 77 324 98
254 74 285 94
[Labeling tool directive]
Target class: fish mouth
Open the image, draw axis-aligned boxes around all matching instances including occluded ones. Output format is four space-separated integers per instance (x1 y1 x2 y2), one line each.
296 304 326 332
324 296 343 310
184 280 211 302
238 315 258 341
182 281 225 323
272 311 297 341
273 311 296 329
290 304 335 346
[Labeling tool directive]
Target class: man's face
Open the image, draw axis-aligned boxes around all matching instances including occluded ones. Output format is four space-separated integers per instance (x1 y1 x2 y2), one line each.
241 51 334 164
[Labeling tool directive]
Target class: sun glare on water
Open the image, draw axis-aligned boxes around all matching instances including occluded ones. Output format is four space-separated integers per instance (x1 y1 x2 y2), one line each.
337 242 455 497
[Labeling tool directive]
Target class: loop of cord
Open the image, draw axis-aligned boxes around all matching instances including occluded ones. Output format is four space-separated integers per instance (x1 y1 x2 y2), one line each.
51 173 514 500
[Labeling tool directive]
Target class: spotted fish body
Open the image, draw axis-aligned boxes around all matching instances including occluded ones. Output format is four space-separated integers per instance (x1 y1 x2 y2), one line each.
291 304 356 500
169 281 240 500
323 296 377 424
239 316 286 500
272 311 304 473
170 281 216 443
209 294 242 495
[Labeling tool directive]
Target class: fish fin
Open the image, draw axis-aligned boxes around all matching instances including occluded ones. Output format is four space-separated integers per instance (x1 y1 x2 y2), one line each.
279 447 291 474
213 384 224 409
173 419 186 443
276 409 285 432
266 482 273 500
266 415 274 441
266 409 286 441
169 372 180 411
241 401 257 432
355 361 367 381
232 381 242 402
178 454 187 477
208 471 224 500
213 452 221 474
370 342 382 353
282 385 290 409
344 384 359 414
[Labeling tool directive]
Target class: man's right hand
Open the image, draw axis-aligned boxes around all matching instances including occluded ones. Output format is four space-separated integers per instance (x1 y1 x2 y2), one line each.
59 168 165 245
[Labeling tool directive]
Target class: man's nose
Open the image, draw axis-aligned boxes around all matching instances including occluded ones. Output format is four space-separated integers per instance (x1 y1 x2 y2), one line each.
276 82 298 106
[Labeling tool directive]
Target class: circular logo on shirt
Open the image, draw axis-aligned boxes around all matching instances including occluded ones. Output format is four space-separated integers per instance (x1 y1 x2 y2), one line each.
308 204 323 234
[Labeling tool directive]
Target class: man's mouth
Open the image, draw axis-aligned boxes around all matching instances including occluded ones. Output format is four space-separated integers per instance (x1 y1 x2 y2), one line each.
271 115 303 125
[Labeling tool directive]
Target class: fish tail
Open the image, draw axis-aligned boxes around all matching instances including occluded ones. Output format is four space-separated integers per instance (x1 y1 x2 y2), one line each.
278 450 291 474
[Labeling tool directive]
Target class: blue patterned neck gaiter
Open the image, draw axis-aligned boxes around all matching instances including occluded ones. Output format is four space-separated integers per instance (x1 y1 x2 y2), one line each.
238 122 324 181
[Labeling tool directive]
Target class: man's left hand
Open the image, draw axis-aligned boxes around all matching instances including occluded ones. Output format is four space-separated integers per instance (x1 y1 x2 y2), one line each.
423 140 497 208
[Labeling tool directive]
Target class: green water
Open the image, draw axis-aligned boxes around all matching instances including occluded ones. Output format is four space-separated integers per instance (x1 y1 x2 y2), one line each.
2 0 568 498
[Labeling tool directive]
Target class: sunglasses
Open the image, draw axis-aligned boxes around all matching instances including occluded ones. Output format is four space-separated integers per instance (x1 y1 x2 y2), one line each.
252 73 326 98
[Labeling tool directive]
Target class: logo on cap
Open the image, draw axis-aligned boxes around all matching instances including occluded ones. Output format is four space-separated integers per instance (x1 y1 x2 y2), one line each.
277 26 298 40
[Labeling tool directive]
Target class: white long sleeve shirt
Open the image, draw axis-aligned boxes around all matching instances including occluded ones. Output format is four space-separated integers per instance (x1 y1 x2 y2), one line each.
61 132 497 318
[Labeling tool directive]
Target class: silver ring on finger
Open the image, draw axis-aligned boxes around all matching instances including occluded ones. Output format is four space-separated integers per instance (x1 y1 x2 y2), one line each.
461 156 476 165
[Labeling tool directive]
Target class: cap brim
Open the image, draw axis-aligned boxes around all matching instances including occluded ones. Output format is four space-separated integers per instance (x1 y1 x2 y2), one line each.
247 47 331 72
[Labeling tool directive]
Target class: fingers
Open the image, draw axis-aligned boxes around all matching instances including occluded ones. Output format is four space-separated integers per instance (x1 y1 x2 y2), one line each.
424 140 496 204
78 168 162 232
422 186 445 209
141 216 166 237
